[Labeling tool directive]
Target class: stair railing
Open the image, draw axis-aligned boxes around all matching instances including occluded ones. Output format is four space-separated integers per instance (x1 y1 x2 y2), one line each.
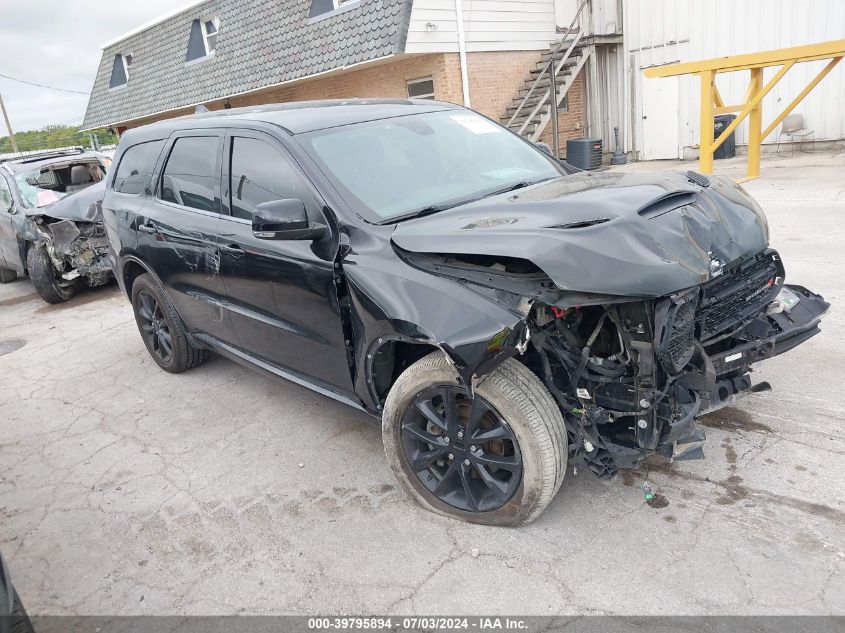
506 0 590 135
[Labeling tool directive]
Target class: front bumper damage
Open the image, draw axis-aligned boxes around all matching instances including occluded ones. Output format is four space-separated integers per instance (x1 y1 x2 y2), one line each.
38 218 111 286
528 250 828 477
23 183 111 288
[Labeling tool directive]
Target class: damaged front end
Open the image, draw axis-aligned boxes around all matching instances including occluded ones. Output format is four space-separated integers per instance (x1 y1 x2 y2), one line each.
390 171 828 478
528 249 828 476
24 182 111 288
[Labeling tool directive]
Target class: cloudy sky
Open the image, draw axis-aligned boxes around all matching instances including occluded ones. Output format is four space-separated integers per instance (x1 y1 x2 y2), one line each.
0 0 179 132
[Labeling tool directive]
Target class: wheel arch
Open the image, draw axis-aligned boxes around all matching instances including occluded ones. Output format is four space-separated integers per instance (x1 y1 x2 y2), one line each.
367 338 442 409
120 255 162 299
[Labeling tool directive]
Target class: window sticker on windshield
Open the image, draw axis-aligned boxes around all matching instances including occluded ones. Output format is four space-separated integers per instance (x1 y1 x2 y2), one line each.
483 167 534 180
450 115 499 134
37 190 60 207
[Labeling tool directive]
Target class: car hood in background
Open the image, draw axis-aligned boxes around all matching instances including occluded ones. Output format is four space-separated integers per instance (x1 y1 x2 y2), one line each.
24 181 106 223
391 171 769 297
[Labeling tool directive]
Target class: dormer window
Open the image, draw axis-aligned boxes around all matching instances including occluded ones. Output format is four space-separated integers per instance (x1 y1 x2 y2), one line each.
202 18 219 54
309 0 361 19
186 17 220 64
109 54 131 90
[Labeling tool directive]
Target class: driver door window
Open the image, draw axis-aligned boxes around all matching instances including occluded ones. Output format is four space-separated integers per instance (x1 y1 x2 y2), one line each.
0 177 13 212
229 136 313 220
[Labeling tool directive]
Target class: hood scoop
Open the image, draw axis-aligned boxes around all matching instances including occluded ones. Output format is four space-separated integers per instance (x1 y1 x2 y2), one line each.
637 190 697 219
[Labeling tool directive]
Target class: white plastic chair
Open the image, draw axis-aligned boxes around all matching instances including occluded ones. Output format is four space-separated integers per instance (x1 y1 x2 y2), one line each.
776 113 814 155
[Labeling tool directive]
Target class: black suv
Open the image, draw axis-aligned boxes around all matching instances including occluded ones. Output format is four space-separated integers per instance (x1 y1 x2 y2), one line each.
103 100 827 525
0 148 111 303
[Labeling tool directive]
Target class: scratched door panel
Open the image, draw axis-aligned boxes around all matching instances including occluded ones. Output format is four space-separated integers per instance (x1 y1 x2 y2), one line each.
138 133 238 344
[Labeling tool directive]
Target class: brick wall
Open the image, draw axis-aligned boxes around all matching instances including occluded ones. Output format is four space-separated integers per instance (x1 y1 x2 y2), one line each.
119 51 552 130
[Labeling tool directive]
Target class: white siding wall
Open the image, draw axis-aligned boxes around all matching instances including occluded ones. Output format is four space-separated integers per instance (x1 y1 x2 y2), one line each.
624 0 845 159
405 0 558 53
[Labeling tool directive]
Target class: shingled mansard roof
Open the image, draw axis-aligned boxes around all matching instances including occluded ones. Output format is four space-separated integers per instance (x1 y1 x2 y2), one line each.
82 0 413 130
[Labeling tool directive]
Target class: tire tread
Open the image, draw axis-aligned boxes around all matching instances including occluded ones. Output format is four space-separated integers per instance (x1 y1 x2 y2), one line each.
26 244 74 303
383 352 567 526
132 273 208 372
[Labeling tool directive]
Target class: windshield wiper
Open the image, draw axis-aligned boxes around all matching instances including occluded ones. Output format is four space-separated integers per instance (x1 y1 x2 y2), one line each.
505 180 535 192
382 204 456 224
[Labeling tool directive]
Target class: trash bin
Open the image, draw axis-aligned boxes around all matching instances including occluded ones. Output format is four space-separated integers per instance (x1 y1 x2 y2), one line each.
566 138 602 170
714 114 736 160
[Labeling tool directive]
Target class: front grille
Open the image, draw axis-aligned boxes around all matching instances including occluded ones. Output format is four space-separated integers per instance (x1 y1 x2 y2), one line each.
696 250 781 341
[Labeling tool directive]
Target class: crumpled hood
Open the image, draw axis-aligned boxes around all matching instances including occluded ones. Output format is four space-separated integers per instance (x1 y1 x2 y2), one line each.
25 181 105 223
391 171 769 297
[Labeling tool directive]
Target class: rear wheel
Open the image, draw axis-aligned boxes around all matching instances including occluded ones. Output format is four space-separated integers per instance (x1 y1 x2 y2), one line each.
383 352 567 526
131 273 207 373
26 244 74 303
0 267 17 283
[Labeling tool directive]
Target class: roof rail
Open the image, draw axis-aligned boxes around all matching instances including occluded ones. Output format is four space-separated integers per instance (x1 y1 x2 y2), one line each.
0 147 86 165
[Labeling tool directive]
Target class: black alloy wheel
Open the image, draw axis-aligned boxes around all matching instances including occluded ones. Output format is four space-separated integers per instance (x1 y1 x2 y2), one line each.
136 289 173 364
400 386 523 512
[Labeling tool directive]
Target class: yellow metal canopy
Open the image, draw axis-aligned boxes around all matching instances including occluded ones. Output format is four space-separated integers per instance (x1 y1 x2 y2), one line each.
644 39 845 181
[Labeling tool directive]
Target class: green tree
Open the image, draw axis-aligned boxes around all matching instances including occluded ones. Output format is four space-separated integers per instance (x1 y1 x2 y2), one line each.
0 124 118 154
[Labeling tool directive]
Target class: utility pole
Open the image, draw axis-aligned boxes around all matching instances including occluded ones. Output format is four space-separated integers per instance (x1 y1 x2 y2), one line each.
0 92 19 153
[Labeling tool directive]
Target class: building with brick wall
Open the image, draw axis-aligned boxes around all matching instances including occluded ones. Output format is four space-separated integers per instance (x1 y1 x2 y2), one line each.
81 0 625 160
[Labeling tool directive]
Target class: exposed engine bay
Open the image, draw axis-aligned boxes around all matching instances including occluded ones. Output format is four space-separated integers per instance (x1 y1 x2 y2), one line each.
526 249 828 476
24 181 111 290
397 244 827 478
29 213 111 287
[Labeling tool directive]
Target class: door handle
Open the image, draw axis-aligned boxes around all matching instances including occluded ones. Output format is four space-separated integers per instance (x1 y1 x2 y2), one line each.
223 242 244 257
139 222 157 234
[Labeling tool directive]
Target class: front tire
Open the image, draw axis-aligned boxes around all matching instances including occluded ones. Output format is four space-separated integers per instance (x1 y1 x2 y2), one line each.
0 267 17 283
131 273 208 373
26 244 74 303
383 352 567 526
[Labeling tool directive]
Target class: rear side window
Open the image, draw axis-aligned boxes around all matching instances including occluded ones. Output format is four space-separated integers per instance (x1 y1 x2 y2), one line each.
113 140 165 195
229 137 312 220
160 136 221 212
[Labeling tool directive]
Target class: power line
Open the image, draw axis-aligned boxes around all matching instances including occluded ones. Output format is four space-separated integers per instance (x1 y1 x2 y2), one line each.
0 72 89 96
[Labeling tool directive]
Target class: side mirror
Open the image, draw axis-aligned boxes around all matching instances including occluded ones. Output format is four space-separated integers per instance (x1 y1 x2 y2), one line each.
252 199 326 241
535 141 553 156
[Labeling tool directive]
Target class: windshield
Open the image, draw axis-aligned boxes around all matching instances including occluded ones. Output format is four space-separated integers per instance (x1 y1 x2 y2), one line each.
299 110 566 222
13 160 105 208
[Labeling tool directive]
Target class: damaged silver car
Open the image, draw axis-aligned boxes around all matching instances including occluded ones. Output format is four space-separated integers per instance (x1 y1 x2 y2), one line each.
105 100 828 526
0 149 111 303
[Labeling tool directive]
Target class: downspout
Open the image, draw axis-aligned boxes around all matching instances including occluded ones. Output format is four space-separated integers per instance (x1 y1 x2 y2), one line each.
454 0 471 108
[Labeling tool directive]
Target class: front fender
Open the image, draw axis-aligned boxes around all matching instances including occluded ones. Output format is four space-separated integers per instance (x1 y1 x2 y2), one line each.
344 254 528 410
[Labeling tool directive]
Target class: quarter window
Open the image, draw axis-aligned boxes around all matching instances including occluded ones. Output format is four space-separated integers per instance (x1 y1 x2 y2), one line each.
160 137 221 212
113 140 166 195
229 137 309 221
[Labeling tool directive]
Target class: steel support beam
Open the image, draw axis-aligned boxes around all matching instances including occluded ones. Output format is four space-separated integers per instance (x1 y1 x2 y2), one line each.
644 39 845 181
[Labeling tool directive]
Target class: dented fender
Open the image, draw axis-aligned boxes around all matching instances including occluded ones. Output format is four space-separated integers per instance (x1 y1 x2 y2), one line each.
341 239 529 410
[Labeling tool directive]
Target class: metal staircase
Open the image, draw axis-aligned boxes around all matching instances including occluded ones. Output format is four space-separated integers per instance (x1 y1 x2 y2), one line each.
502 0 592 143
